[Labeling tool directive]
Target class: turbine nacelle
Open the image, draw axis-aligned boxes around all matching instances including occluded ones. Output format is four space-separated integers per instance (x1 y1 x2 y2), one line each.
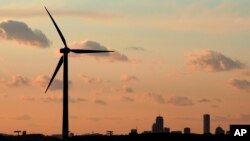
60 48 70 53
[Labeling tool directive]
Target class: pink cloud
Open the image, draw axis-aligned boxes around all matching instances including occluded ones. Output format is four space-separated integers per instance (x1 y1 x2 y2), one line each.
187 50 245 72
0 20 50 47
167 96 193 106
69 40 129 62
228 79 250 92
81 74 102 84
0 75 29 87
33 75 72 91
94 99 107 105
120 74 138 82
122 85 134 93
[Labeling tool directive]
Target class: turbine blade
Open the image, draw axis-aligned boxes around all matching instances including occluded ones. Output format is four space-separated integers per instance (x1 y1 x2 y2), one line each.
44 6 67 48
45 56 64 93
70 49 114 54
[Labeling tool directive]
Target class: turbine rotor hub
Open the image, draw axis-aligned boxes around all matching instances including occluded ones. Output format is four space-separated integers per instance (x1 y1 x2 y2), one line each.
60 48 70 54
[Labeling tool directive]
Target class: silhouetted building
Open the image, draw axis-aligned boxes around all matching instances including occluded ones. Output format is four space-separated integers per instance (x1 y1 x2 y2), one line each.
142 131 152 134
69 132 74 137
129 129 138 135
184 127 191 134
171 131 182 134
22 131 27 136
51 134 62 139
152 123 157 132
164 127 170 133
14 131 21 136
215 126 225 135
106 131 113 136
152 116 164 132
203 114 210 134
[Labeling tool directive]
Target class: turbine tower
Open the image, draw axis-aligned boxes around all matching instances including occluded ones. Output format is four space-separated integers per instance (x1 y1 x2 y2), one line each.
44 7 113 140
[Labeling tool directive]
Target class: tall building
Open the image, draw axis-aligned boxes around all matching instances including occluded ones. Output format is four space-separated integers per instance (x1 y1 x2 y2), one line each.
156 116 164 131
152 123 157 132
184 127 191 134
203 114 210 134
152 116 164 132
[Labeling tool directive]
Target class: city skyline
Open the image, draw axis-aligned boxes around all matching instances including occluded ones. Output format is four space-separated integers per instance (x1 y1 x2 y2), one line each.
2 114 228 136
1 0 250 135
1 114 229 137
149 114 226 135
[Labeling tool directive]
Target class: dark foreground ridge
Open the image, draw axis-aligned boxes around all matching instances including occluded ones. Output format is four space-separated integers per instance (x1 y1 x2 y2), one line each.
0 133 248 141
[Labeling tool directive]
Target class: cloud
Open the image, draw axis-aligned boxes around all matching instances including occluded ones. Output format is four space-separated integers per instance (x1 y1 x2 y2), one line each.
111 85 135 94
228 79 250 92
122 96 134 102
120 74 138 82
21 95 85 104
147 93 166 104
167 97 193 106
69 97 86 103
0 20 50 47
0 75 29 87
81 75 102 84
122 85 134 93
20 96 36 102
198 98 222 105
94 100 107 105
33 75 71 91
198 98 211 103
69 40 129 62
41 95 62 103
125 46 145 51
42 96 86 103
15 114 31 120
187 50 245 72
212 114 250 123
8 75 29 87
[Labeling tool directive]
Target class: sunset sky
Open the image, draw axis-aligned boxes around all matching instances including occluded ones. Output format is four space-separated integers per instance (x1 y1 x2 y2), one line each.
1 0 250 135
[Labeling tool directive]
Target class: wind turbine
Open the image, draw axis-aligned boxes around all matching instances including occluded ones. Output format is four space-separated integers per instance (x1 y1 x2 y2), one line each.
44 7 113 140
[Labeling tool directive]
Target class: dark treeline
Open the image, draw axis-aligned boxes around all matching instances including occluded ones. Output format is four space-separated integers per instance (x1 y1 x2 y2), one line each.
0 133 247 141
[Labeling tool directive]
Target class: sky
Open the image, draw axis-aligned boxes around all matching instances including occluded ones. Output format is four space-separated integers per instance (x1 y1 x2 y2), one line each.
1 0 250 135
